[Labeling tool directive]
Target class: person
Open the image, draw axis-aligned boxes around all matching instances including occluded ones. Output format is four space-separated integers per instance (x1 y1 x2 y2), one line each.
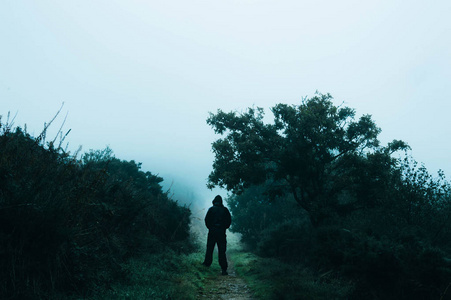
202 195 232 275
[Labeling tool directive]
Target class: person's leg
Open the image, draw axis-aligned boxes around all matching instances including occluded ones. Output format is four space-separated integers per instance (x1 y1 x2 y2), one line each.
217 231 228 274
203 231 215 266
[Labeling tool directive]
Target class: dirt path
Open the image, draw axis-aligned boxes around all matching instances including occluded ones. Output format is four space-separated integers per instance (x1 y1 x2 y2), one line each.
197 259 255 300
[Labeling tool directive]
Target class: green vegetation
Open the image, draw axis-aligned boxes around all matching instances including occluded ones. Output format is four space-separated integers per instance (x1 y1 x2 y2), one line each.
208 93 451 299
0 116 194 299
94 250 217 300
3 92 451 299
232 250 352 300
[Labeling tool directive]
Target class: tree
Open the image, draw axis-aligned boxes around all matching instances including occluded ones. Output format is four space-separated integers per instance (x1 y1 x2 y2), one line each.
207 93 408 225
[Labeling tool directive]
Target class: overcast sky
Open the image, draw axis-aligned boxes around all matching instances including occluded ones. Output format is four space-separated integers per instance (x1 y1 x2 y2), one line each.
1 1 450 207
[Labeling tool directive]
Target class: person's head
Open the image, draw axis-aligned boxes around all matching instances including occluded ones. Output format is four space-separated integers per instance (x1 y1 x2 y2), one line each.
212 195 223 206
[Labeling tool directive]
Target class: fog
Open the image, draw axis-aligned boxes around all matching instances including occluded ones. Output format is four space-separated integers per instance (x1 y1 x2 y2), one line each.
2 1 450 209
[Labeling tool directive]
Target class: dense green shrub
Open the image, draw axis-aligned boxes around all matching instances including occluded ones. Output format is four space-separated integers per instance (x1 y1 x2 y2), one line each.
257 218 313 261
228 182 451 299
0 122 192 299
314 227 451 299
227 185 309 249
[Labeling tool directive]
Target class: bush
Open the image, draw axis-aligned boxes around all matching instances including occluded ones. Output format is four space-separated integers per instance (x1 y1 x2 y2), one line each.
313 226 451 299
226 151 451 299
257 218 313 261
226 185 307 250
0 123 193 299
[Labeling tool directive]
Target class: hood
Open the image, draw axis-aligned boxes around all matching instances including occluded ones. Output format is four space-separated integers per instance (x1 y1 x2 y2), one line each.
212 195 223 206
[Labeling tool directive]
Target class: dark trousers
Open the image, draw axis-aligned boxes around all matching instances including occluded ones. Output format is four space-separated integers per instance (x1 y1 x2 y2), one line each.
203 229 228 271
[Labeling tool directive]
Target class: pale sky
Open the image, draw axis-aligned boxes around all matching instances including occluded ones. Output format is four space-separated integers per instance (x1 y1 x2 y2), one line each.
1 1 450 206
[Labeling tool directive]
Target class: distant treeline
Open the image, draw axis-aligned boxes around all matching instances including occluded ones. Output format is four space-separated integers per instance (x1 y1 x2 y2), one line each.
208 93 451 299
0 119 192 299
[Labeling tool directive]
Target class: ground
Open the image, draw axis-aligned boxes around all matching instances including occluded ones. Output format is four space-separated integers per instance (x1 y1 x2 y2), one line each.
192 227 255 300
197 258 255 300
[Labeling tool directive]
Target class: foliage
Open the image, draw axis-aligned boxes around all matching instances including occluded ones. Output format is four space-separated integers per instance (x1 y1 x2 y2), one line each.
0 119 192 299
227 186 313 260
207 93 409 225
231 249 352 300
95 251 204 300
209 94 451 299
226 185 305 248
228 162 451 298
313 226 451 299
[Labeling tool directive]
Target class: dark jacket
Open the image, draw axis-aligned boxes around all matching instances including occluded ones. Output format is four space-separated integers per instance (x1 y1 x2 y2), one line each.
205 203 232 231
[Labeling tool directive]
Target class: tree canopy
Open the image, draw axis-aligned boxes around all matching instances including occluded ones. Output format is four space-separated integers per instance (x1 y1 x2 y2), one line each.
207 93 409 225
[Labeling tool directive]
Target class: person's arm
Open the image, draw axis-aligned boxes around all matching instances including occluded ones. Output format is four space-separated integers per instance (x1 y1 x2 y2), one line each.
204 208 212 229
224 208 232 229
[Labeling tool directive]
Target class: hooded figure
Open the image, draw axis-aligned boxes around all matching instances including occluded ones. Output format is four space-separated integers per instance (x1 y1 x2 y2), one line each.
202 195 232 275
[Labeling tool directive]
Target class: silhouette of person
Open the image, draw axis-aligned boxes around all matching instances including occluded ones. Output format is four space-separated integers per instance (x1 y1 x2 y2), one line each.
202 195 232 275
